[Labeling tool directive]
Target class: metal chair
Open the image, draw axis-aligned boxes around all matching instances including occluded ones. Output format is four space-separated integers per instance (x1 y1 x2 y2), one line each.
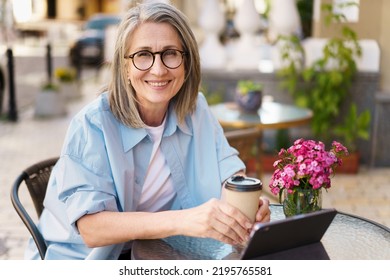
224 127 263 179
10 157 59 260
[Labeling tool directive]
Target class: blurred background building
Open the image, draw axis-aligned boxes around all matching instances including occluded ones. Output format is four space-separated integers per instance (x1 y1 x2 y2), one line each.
1 0 389 261
3 0 388 88
0 0 390 84
1 0 389 166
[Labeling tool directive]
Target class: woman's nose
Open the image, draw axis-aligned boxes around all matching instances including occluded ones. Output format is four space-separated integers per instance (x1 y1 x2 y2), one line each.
149 55 168 75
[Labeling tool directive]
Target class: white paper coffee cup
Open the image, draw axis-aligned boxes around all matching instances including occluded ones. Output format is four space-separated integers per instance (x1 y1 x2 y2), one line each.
224 175 263 223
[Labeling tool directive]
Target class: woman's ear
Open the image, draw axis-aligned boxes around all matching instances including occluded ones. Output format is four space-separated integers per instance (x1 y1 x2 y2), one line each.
126 69 131 84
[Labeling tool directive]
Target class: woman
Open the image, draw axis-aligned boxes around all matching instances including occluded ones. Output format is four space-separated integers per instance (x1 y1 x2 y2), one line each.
25 2 270 260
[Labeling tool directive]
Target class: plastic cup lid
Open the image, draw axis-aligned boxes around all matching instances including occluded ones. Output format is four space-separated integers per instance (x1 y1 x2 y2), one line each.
225 175 262 191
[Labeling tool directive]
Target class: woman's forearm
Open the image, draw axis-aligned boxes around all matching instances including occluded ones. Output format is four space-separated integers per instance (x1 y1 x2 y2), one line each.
77 210 184 248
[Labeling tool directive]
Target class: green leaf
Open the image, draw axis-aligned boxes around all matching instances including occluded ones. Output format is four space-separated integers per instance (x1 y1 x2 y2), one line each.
276 1 367 145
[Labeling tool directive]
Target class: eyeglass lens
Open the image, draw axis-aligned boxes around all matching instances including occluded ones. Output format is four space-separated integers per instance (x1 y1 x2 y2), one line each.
132 49 184 70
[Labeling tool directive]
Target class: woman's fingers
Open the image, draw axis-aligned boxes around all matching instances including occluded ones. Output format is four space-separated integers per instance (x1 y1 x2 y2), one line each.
213 201 252 244
181 197 272 245
256 197 271 222
182 199 252 245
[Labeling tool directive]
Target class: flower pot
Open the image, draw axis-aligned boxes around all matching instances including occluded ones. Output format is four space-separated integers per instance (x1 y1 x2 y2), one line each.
34 90 67 118
261 153 279 173
282 188 322 217
59 82 81 101
337 152 360 174
245 157 257 176
235 90 262 114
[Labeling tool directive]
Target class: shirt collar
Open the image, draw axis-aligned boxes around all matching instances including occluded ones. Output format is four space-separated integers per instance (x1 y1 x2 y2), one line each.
120 102 192 153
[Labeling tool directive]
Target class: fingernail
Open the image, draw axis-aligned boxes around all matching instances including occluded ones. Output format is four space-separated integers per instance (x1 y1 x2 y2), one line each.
245 222 252 229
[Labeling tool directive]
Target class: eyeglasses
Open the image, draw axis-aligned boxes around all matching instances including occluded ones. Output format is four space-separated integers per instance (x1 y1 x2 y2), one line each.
124 49 186 71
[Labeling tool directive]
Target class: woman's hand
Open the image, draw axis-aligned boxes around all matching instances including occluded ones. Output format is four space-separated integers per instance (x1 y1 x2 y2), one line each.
255 197 271 223
178 198 252 245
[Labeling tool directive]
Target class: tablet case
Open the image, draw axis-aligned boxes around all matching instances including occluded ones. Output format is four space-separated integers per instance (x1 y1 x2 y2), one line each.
240 208 337 260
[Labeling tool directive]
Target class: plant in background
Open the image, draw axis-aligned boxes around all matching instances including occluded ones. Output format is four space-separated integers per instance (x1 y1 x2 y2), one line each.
276 1 370 152
41 82 59 92
333 103 370 153
235 80 263 114
236 80 263 95
55 67 77 83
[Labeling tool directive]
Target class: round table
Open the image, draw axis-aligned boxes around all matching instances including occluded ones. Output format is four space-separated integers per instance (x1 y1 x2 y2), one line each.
209 101 313 129
132 205 390 260
210 101 313 178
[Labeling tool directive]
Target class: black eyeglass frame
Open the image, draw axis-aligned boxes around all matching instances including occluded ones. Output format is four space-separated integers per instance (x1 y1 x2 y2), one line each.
124 49 187 71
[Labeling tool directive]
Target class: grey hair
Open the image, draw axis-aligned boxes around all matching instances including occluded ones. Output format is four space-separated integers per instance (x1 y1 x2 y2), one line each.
108 2 201 128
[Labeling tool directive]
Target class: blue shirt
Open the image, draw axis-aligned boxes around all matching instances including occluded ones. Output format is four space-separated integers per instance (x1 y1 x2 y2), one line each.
25 92 245 259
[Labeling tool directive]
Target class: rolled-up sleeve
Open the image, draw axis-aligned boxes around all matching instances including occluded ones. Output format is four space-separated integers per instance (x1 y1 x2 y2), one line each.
56 155 119 232
55 106 120 232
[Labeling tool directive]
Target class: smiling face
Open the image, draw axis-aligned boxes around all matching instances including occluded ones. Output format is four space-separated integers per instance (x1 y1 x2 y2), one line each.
126 22 185 123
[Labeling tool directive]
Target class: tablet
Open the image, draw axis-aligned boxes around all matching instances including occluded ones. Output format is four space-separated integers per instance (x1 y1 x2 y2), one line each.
240 208 337 260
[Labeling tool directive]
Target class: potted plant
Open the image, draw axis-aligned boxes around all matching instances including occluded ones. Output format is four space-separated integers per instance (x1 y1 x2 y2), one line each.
276 1 370 172
269 138 349 216
333 104 370 172
54 67 80 100
34 81 67 118
235 80 263 114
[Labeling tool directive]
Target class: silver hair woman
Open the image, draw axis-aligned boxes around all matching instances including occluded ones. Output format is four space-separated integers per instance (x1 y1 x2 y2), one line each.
109 3 201 127
24 2 270 260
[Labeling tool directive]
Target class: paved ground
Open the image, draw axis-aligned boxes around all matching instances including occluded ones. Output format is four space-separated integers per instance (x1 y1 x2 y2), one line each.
0 67 103 259
0 49 389 260
1 42 71 114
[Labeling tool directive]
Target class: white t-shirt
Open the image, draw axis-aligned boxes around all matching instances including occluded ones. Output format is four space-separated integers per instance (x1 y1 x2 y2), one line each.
121 118 176 254
137 118 175 212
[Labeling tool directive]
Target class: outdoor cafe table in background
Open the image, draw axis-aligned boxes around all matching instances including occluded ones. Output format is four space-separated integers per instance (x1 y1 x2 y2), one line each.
209 100 313 130
209 100 313 178
131 204 390 260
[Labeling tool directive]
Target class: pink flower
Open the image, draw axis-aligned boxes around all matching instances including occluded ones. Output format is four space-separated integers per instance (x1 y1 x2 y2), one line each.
269 138 348 198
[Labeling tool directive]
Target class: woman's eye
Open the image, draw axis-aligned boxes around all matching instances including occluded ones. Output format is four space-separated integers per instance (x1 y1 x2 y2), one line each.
136 51 152 58
164 50 178 57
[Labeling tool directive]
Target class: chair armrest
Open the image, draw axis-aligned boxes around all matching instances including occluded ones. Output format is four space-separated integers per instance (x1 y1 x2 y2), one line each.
10 172 47 260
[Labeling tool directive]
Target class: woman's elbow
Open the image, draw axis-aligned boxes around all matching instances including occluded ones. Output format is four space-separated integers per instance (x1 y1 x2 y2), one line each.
76 215 104 248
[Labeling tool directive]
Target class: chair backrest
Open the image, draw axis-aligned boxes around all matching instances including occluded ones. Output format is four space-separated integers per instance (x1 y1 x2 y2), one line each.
224 127 262 179
10 157 59 259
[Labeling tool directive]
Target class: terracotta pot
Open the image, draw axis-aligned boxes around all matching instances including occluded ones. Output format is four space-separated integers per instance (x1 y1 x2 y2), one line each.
337 152 360 174
246 157 257 175
261 153 279 173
